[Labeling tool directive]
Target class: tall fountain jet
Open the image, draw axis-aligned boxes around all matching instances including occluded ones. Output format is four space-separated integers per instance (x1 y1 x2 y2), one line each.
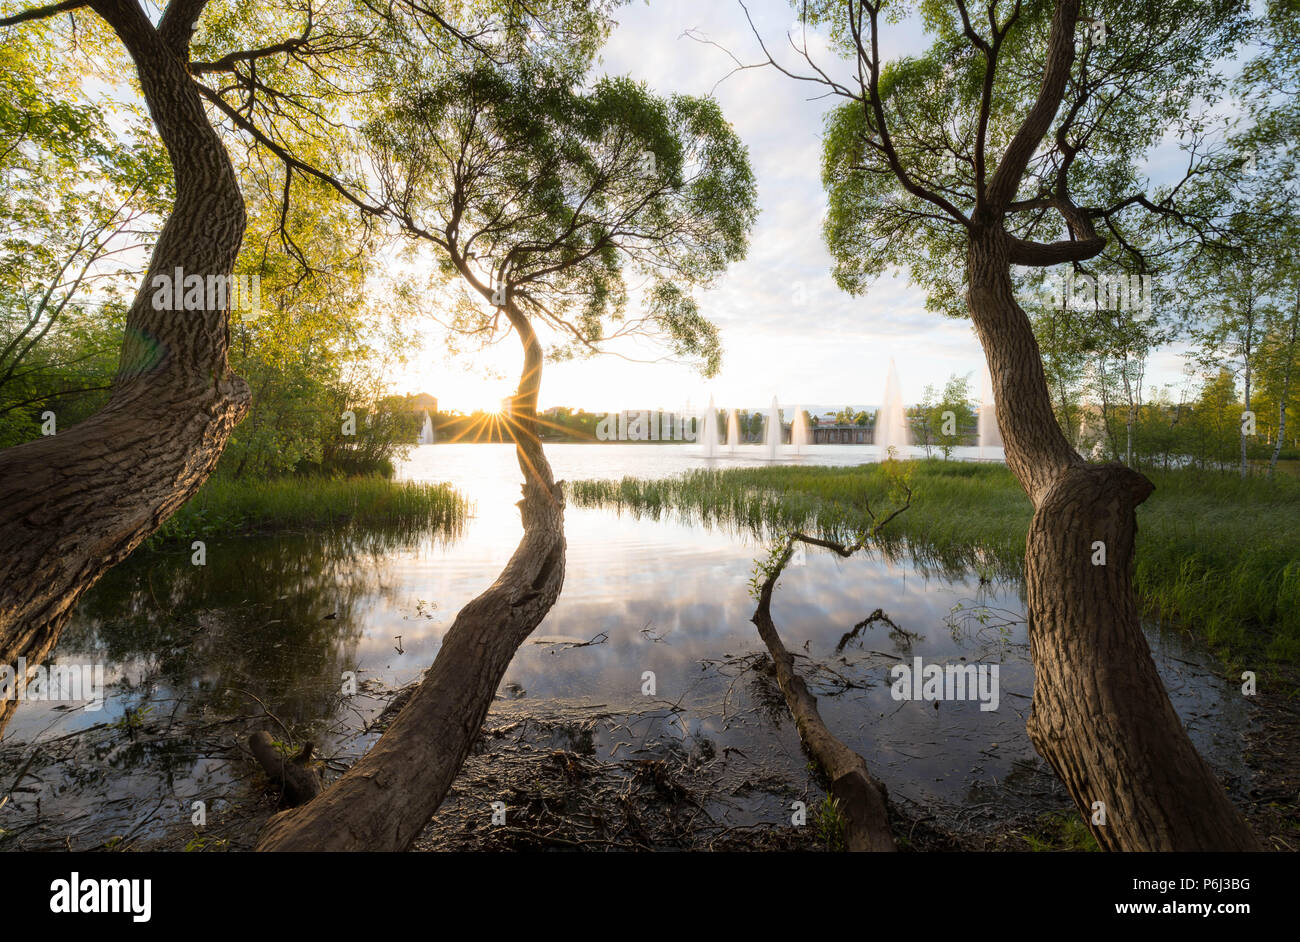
701 395 719 457
419 411 435 445
727 408 740 454
978 366 1003 460
766 396 781 460
875 359 909 456
791 405 809 455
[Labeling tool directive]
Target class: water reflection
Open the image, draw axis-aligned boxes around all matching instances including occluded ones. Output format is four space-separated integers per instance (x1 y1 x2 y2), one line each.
0 445 1256 850
65 530 440 727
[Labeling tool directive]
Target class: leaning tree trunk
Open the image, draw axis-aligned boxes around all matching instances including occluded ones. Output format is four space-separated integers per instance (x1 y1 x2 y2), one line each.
255 301 565 851
0 0 249 734
967 229 1260 850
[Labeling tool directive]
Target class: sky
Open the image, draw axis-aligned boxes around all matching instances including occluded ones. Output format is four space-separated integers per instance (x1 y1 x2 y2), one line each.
391 0 1215 414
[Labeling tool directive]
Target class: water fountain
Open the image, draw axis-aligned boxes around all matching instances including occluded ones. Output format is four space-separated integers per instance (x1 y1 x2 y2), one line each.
727 408 740 454
766 396 781 460
701 395 719 457
791 405 809 455
977 367 1002 460
875 360 909 456
419 411 435 445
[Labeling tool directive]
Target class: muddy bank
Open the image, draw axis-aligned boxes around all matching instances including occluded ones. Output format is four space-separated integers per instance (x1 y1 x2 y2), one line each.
5 647 1290 853
407 657 1296 852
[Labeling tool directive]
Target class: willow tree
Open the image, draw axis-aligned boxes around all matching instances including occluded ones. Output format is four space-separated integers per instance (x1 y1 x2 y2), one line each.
736 0 1260 849
0 0 251 741
0 0 609 734
254 63 756 850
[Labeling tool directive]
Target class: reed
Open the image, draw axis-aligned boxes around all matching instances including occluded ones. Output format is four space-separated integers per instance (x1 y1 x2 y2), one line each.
150 475 468 543
569 460 1300 661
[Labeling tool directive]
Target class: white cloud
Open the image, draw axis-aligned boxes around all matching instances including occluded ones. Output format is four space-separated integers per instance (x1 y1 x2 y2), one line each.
404 0 1214 411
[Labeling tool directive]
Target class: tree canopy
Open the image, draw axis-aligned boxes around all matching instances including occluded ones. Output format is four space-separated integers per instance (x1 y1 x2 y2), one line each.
816 0 1251 312
365 61 757 378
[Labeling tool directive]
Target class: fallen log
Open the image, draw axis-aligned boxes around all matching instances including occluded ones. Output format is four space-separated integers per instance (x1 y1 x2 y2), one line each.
248 731 323 808
751 538 896 852
747 481 911 853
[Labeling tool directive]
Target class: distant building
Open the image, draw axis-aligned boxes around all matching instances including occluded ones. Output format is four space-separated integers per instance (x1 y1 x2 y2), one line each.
812 424 872 444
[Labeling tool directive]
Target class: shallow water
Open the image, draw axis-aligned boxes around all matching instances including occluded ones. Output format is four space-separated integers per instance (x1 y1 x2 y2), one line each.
0 443 1253 849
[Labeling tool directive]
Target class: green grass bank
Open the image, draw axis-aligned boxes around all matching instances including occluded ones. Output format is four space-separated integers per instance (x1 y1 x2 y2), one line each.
568 460 1300 663
149 474 468 544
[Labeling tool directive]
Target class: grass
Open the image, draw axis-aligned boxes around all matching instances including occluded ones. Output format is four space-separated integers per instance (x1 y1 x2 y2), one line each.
149 474 468 544
812 795 848 852
567 459 1300 663
1023 811 1101 852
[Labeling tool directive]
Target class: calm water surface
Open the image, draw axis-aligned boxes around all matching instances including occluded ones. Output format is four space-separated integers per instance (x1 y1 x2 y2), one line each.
0 443 1251 848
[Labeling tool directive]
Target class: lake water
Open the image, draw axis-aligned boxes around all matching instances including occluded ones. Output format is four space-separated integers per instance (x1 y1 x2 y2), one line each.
0 443 1253 849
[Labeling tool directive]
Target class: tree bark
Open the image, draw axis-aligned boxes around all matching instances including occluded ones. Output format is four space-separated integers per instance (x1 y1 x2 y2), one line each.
248 730 324 807
967 228 1260 850
255 301 565 851
0 0 249 734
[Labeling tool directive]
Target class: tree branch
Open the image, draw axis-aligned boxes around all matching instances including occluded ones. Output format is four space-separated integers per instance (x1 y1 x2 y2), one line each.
0 0 86 27
985 0 1079 211
157 0 208 56
1005 231 1105 266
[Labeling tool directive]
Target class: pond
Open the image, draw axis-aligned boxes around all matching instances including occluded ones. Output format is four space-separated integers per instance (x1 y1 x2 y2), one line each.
0 443 1255 850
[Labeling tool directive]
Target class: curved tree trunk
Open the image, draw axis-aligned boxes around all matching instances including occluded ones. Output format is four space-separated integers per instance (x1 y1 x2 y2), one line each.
967 228 1260 850
255 301 565 851
0 0 249 734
